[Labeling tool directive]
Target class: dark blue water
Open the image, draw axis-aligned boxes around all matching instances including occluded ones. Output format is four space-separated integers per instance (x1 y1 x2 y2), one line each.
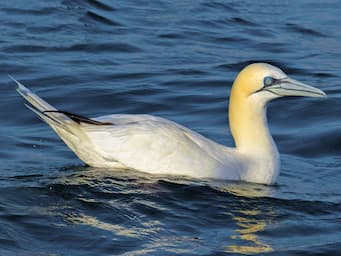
1 1 341 255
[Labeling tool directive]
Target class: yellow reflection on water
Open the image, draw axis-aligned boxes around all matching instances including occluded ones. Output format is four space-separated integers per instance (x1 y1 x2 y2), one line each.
221 183 276 254
227 214 273 254
66 213 139 237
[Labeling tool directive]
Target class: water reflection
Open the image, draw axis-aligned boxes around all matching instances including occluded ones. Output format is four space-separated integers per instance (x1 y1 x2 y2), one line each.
46 167 164 239
49 168 277 254
65 212 140 237
221 183 276 254
228 210 273 254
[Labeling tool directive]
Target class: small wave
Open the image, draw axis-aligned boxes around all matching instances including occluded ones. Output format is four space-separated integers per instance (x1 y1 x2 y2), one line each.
83 10 121 27
4 42 141 54
86 0 116 12
286 23 326 37
0 7 57 16
200 2 238 12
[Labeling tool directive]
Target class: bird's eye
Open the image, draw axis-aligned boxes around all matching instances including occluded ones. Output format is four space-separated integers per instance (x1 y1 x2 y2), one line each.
263 76 274 87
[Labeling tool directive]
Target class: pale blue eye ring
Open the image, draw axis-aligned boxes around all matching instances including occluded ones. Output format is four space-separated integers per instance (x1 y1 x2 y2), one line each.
264 76 273 86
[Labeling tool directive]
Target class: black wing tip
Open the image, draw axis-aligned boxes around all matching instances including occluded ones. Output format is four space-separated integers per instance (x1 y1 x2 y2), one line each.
43 110 113 125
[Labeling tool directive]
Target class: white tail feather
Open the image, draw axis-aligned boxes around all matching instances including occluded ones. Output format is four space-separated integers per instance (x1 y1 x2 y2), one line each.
9 75 57 112
9 75 73 125
11 76 105 165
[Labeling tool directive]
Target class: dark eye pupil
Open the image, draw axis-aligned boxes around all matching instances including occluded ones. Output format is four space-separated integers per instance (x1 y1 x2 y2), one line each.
264 76 273 86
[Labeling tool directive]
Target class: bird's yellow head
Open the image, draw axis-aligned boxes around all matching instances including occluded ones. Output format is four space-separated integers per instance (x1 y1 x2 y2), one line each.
231 63 326 102
228 63 326 152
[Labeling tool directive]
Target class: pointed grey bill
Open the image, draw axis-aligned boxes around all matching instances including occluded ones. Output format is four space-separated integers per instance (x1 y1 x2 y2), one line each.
264 77 326 98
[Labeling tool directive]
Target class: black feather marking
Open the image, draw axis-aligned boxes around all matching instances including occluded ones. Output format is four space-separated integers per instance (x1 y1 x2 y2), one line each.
24 103 63 124
43 110 113 125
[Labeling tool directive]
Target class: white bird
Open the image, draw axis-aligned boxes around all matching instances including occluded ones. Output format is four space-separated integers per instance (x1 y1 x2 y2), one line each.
11 63 326 185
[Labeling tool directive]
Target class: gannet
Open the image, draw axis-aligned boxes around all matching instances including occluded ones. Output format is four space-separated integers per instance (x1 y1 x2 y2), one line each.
11 63 326 185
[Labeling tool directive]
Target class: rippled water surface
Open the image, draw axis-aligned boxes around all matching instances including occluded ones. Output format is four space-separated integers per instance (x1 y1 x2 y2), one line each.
1 1 341 255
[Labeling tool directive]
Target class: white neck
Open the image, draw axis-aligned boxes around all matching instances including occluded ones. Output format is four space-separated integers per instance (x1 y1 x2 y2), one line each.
228 90 280 184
